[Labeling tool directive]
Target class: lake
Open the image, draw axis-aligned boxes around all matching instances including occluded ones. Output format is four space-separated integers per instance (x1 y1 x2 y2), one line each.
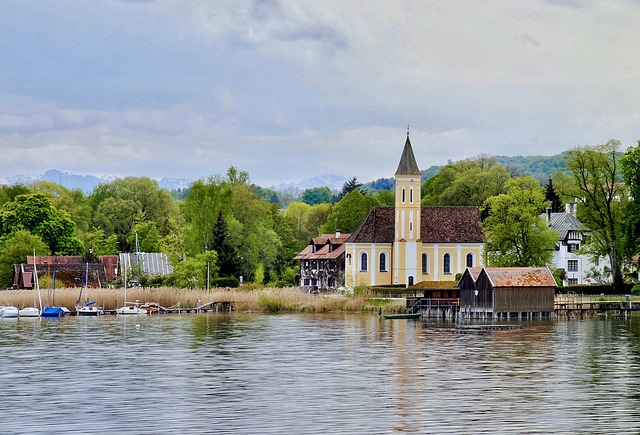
1 314 639 434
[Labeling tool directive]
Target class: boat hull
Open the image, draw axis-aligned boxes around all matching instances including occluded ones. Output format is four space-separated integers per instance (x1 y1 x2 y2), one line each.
1 306 19 318
18 307 40 317
383 313 421 320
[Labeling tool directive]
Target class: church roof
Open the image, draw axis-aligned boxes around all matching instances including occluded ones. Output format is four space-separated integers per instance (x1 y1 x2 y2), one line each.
394 135 421 176
345 206 483 244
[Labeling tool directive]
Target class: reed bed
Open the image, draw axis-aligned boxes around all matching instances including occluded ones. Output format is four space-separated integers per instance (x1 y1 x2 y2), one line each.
0 287 406 313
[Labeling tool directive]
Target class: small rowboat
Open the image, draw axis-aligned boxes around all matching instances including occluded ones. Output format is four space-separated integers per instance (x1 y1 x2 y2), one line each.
383 313 421 320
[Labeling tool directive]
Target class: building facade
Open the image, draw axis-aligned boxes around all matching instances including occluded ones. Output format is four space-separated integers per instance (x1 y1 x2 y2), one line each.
294 231 350 291
344 133 484 289
543 204 611 285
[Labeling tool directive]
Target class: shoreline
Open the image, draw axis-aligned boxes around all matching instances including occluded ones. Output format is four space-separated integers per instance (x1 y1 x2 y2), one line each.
0 287 405 314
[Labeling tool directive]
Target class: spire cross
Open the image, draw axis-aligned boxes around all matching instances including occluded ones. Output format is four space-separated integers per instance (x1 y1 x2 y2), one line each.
407 124 410 137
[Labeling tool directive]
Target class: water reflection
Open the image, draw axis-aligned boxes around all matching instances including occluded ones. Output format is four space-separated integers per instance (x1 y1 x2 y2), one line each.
1 315 640 433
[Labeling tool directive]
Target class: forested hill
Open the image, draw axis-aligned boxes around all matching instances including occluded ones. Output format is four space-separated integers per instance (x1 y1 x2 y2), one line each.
365 152 568 192
494 153 569 183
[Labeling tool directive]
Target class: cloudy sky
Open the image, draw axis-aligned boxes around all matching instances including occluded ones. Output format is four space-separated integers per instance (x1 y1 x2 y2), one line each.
1 0 639 187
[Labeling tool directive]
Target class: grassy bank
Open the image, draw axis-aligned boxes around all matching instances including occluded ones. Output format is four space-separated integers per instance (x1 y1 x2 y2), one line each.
0 287 406 314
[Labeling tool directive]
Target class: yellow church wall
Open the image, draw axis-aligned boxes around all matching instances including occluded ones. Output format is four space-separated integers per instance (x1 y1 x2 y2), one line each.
419 243 484 282
344 243 393 288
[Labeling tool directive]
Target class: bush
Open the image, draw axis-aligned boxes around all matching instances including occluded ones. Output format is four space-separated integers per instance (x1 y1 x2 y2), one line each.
632 284 640 296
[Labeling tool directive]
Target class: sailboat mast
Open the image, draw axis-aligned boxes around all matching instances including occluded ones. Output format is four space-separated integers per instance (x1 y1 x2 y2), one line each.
33 250 42 312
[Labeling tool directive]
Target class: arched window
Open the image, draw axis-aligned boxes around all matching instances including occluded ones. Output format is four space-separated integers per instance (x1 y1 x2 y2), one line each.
360 252 368 272
466 253 474 268
379 252 387 272
408 276 414 286
346 254 351 266
443 253 451 274
422 253 429 274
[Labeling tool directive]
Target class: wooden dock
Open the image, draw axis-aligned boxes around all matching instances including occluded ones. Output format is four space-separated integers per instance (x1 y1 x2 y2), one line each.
555 297 640 318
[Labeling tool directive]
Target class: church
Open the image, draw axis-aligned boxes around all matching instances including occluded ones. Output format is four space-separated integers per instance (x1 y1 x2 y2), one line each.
344 132 484 289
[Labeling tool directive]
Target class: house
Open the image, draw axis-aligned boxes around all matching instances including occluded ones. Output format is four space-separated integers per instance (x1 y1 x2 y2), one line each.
344 132 484 289
458 267 557 319
543 204 611 285
12 255 118 289
294 231 351 291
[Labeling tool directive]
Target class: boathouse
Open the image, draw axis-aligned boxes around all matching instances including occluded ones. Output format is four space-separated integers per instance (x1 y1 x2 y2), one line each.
459 267 557 319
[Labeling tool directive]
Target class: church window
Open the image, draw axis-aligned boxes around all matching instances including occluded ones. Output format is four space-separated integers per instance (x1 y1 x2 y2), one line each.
422 253 429 274
379 253 387 272
360 252 368 272
443 253 451 274
402 188 406 203
410 188 413 203
466 253 474 268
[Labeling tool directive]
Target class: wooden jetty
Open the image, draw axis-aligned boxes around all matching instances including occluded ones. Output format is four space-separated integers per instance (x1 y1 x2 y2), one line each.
555 297 640 318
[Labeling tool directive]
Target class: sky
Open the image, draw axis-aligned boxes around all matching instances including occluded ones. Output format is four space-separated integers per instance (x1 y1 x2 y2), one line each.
1 0 639 188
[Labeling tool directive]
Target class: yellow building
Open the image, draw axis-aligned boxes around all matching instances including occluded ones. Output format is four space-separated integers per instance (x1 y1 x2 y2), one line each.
344 133 484 289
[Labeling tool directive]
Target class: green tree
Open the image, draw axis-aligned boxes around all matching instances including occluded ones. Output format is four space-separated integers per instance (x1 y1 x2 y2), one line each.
482 177 556 267
320 189 380 234
0 193 83 255
212 211 242 278
0 230 49 288
565 140 627 287
29 181 92 235
337 177 363 200
620 140 640 260
92 197 142 252
544 179 563 213
167 251 219 289
300 187 332 205
423 155 511 207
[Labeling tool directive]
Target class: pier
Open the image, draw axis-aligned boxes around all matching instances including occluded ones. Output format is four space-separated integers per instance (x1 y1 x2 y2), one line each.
555 294 640 318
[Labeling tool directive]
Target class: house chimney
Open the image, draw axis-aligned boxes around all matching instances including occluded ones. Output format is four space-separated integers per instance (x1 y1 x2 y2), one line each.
566 202 576 217
546 207 552 226
336 229 341 238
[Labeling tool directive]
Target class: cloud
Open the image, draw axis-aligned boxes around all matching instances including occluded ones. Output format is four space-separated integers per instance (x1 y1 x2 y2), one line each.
1 0 639 187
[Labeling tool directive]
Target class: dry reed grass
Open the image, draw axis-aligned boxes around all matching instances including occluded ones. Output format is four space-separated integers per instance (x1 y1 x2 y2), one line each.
0 287 407 313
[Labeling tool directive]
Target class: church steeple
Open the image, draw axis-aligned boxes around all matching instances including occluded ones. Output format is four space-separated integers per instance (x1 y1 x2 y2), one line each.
395 127 421 176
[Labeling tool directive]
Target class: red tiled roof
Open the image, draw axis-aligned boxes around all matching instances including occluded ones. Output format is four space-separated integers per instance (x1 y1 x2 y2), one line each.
483 267 557 287
294 233 351 261
346 206 483 244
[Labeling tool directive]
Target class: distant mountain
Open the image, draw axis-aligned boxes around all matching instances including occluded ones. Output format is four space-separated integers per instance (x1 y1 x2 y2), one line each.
273 174 349 193
0 169 194 195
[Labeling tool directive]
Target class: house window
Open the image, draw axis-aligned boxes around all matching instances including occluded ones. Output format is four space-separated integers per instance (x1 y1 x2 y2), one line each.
466 253 474 268
303 278 310 286
568 260 578 272
379 253 387 272
328 278 335 288
568 278 578 285
568 243 579 253
422 253 429 274
360 252 368 272
443 253 451 274
319 261 324 270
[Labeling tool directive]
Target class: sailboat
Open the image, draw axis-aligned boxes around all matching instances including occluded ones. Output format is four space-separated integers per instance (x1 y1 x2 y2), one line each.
76 263 103 316
41 270 70 318
18 251 42 318
116 256 147 315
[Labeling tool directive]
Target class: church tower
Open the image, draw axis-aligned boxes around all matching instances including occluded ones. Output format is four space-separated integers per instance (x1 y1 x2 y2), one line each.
393 128 422 286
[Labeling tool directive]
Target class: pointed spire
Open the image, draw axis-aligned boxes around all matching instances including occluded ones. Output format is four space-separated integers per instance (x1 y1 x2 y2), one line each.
395 128 421 176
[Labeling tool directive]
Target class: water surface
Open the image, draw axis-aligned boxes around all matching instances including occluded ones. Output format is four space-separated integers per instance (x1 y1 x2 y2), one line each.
1 314 639 434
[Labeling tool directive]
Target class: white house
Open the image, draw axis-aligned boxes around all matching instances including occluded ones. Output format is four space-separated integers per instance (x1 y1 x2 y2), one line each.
544 203 611 285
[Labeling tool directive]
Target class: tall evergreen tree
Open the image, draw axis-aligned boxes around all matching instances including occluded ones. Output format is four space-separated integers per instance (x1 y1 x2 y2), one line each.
544 179 563 213
211 211 242 278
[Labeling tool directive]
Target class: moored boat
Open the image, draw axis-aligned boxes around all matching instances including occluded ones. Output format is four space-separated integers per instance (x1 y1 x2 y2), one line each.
1 306 19 318
383 312 421 320
18 307 40 317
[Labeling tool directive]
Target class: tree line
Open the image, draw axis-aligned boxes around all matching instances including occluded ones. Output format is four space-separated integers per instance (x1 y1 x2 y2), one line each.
0 140 639 290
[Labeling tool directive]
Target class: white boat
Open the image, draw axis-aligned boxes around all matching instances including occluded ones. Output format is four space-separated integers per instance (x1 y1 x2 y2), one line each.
116 300 147 315
18 307 40 317
1 306 19 318
76 263 103 316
